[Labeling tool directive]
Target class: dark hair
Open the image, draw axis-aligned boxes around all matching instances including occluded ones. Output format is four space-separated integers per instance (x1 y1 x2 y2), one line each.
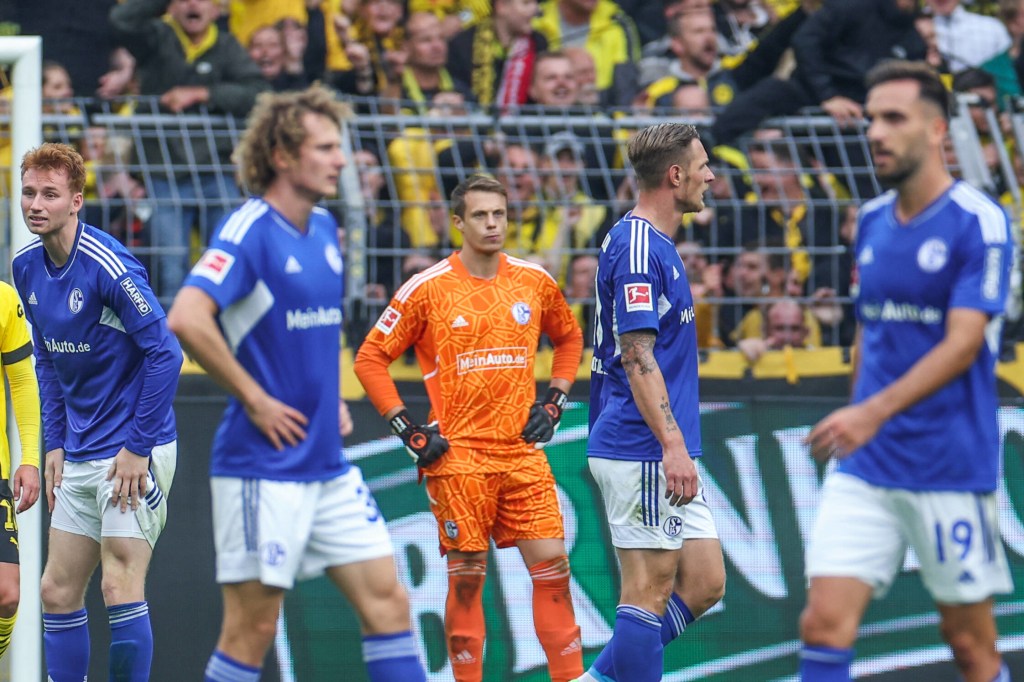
865 59 951 120
627 123 701 190
952 67 995 93
450 174 508 218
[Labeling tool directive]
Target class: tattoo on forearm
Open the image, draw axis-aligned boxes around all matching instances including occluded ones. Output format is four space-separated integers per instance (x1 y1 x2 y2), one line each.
660 398 679 433
620 332 657 376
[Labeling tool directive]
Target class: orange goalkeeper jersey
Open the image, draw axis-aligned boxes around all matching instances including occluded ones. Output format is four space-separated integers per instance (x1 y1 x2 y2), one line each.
355 253 584 475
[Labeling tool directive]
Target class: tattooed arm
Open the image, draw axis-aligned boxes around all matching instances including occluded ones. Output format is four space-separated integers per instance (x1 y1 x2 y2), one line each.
619 330 698 505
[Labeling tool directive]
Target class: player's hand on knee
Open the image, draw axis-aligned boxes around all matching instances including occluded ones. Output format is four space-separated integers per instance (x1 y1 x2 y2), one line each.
389 409 449 467
107 447 149 513
44 448 65 513
521 387 568 445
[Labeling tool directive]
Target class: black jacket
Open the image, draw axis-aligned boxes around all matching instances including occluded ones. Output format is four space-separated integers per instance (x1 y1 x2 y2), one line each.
792 0 926 104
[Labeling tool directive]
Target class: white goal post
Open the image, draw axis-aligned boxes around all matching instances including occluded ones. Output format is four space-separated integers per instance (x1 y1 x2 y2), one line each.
0 34 43 682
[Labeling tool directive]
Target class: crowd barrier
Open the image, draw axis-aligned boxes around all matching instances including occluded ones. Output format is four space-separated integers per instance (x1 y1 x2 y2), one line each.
4 94 1020 350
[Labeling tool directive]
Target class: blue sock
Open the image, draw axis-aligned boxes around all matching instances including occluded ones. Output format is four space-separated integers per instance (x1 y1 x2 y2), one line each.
610 605 663 682
108 601 152 681
43 609 90 682
661 594 694 643
590 594 695 679
799 644 853 681
204 649 260 682
362 631 426 681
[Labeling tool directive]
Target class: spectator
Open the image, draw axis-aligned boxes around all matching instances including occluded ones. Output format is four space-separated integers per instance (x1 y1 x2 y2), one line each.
329 0 406 97
736 298 814 363
408 0 491 38
79 126 150 249
720 244 768 346
713 0 771 57
400 12 458 111
565 252 598 343
227 0 305 50
1000 0 1024 87
746 134 842 293
41 61 77 115
499 142 543 254
677 239 724 348
447 0 549 109
110 0 268 302
533 0 642 107
671 80 712 111
530 132 609 280
639 5 809 110
248 24 308 90
707 0 924 148
563 45 601 105
529 50 581 107
96 48 139 102
927 0 1021 98
636 0 712 88
915 13 951 73
952 67 1013 194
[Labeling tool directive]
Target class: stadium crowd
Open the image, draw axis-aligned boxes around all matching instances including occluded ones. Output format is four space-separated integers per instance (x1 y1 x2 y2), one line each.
0 0 1022 355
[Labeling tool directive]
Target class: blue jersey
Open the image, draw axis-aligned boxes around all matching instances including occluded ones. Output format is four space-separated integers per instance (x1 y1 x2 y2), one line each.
12 223 180 462
183 198 348 481
841 182 1012 492
588 213 702 461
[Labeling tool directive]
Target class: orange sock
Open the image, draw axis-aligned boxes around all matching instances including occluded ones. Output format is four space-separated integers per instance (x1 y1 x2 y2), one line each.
529 555 583 682
446 558 487 682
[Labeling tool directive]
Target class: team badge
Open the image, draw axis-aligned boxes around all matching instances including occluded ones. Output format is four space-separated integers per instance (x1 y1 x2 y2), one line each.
511 302 531 325
917 238 948 273
444 520 459 539
663 516 683 538
624 283 653 312
325 244 343 275
260 542 287 567
68 288 84 314
375 306 402 335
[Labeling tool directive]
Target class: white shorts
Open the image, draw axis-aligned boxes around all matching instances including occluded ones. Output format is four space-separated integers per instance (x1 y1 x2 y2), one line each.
589 457 719 550
212 465 394 589
50 441 177 548
806 472 1013 604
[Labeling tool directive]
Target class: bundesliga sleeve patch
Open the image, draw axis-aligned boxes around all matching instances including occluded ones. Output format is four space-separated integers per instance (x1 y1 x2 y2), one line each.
375 306 402 335
624 282 653 312
192 248 235 285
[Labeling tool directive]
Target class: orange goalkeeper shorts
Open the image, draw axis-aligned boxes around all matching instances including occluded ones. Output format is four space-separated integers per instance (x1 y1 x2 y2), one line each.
424 454 564 554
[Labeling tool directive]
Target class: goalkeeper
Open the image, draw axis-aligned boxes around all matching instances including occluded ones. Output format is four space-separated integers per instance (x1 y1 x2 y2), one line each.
354 175 585 682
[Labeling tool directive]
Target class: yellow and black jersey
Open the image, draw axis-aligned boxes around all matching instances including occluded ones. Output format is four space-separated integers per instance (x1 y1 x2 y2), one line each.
0 281 38 481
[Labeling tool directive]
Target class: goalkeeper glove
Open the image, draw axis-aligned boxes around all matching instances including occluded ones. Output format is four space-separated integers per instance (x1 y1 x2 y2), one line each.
390 409 449 467
521 387 568 445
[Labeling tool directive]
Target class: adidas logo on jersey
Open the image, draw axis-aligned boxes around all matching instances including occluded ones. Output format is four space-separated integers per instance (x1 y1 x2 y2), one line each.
453 650 476 665
561 637 582 656
27 292 37 305
958 570 975 584
452 315 469 328
284 256 303 274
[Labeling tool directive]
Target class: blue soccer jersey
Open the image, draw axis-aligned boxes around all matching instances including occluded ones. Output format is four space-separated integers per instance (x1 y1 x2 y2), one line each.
12 223 180 462
841 182 1012 492
183 198 348 481
588 213 702 461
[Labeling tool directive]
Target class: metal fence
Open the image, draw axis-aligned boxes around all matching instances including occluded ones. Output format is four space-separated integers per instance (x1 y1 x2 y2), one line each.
6 93 1021 350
